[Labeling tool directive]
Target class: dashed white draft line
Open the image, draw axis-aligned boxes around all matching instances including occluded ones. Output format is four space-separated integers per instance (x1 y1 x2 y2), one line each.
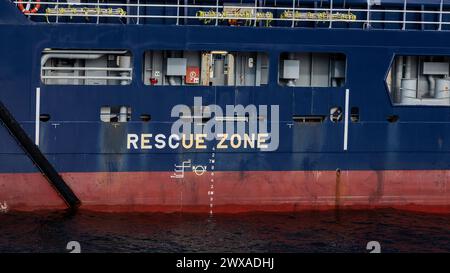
209 148 216 216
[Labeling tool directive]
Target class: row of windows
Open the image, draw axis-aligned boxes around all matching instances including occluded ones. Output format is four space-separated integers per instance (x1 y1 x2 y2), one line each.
40 49 347 88
40 49 450 107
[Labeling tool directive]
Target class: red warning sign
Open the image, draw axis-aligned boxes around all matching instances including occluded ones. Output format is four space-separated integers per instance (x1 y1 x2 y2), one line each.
186 66 200 84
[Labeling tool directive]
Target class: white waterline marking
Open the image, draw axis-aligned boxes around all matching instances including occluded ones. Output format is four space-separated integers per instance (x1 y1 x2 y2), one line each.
344 88 349 151
209 148 215 216
35 87 40 146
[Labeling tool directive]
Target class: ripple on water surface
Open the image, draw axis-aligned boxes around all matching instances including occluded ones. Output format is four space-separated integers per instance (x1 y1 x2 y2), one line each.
0 209 448 253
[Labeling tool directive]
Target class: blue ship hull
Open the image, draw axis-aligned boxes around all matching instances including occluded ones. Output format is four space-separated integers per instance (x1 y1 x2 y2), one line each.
0 0 448 213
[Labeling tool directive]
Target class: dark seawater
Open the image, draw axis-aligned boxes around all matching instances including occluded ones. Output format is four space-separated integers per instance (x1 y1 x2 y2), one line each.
0 209 448 253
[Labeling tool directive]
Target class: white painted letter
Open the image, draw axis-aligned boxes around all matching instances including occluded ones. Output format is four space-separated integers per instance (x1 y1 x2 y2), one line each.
217 134 228 149
169 134 180 149
257 133 269 149
155 134 167 149
196 134 207 149
127 134 139 149
141 134 153 149
182 134 194 149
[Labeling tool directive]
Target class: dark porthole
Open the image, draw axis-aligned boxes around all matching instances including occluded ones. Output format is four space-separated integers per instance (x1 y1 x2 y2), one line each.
387 115 399 123
350 107 360 122
39 114 51 122
140 114 151 122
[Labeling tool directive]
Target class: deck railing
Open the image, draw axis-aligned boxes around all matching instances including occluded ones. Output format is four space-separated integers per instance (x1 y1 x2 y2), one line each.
11 0 450 31
41 67 133 81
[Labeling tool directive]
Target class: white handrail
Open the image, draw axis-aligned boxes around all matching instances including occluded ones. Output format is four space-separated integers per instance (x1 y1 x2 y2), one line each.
41 75 132 80
11 1 450 30
25 13 450 25
12 1 450 15
41 67 133 71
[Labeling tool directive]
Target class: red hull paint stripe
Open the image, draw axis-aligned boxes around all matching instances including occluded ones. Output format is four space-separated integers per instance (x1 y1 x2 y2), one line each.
0 170 448 213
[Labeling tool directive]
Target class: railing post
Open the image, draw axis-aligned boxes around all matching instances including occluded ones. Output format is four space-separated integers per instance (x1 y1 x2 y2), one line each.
126 0 130 24
254 0 258 27
291 0 295 27
96 0 100 24
439 0 443 31
329 0 334 28
402 0 407 30
56 0 59 23
215 0 219 26
25 0 30 14
137 0 140 25
184 0 188 25
176 0 180 25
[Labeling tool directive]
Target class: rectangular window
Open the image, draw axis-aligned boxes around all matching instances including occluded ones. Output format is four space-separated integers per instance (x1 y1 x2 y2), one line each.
387 55 450 106
143 50 269 86
279 52 346 87
41 49 132 85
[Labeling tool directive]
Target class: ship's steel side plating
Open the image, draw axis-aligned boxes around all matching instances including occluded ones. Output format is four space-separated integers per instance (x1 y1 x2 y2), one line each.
0 0 449 213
